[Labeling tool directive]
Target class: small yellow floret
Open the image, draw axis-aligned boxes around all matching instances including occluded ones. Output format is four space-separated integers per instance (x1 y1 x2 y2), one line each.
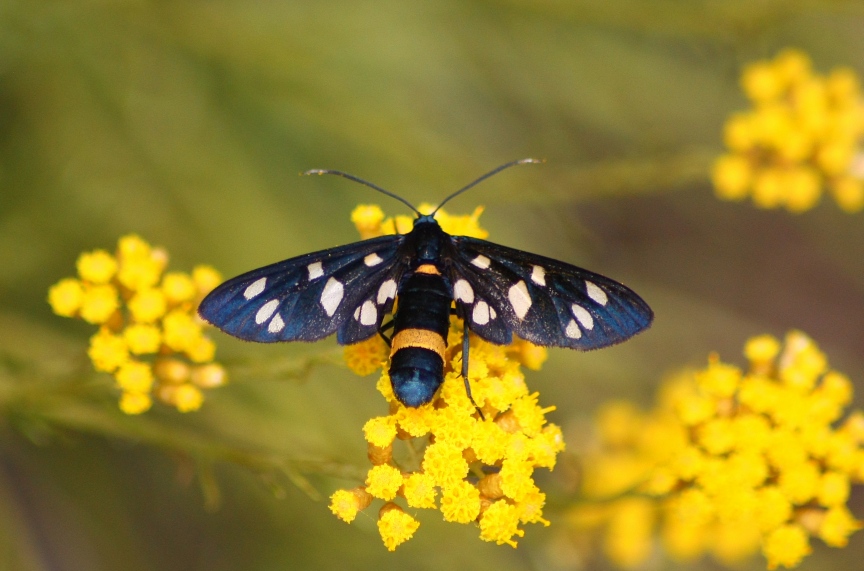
742 60 784 103
119 391 153 415
162 310 202 351
329 487 372 523
162 272 197 304
763 524 812 570
76 250 117 284
344 336 388 376
191 363 227 388
745 334 781 364
185 335 216 363
830 176 864 213
80 284 119 324
479 500 524 547
712 154 752 200
192 265 223 296
128 288 167 323
818 506 863 547
351 204 386 239
440 480 481 523
377 504 420 551
123 324 162 354
173 384 204 412
401 473 437 509
363 416 398 448
88 329 130 372
48 278 84 317
365 464 404 501
115 361 154 393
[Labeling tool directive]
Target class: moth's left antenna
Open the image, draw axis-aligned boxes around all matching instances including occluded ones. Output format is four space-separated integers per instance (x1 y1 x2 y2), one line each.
303 169 420 215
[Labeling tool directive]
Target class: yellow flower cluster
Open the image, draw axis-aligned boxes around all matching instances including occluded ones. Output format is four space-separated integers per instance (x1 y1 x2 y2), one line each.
568 331 864 570
48 235 226 414
331 205 564 551
712 49 864 213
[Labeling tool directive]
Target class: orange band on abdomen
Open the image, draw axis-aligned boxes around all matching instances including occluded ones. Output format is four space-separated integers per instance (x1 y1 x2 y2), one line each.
390 328 446 359
415 264 441 275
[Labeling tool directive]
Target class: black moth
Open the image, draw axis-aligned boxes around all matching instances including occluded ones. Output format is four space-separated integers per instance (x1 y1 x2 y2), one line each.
198 159 653 408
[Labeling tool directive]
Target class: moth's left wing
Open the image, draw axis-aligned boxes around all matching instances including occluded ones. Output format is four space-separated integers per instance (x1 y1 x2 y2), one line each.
198 235 406 344
448 236 653 349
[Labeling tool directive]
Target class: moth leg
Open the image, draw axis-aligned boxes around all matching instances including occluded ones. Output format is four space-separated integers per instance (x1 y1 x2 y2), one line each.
461 320 485 420
378 319 394 347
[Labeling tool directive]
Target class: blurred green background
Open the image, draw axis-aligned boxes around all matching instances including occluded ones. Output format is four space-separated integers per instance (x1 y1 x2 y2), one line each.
2 1 864 570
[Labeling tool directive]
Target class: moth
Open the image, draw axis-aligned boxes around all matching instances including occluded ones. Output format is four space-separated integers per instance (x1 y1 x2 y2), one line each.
198 159 653 408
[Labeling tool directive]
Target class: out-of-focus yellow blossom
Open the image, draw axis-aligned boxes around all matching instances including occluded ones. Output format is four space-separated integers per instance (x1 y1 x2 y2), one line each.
48 234 226 414
334 206 563 551
713 49 864 213
567 331 864 570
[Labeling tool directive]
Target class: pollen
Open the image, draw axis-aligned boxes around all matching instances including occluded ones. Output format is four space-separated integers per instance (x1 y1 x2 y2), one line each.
344 336 388 377
401 472 437 509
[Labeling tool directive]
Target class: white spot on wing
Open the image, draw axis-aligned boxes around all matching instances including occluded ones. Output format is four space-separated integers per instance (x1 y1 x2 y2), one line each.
255 299 279 324
307 262 324 281
471 255 491 269
454 279 474 303
359 300 377 326
377 279 397 305
565 319 582 339
320 277 344 316
489 306 497 319
364 253 383 267
244 277 267 299
472 300 490 325
571 303 594 330
531 265 546 286
353 306 361 320
508 280 532 320
268 313 285 333
586 281 608 306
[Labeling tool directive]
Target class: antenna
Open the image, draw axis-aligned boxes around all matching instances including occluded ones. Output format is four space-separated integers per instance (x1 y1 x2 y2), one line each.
303 169 420 215
431 158 543 215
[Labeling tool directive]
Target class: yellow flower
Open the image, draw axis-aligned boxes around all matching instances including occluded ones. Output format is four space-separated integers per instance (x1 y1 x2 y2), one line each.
172 384 204 412
329 487 372 523
331 206 564 550
115 361 154 393
123 324 162 354
763 524 811 570
76 250 118 284
569 331 864 570
350 204 386 239
128 288 167 323
79 284 119 324
48 278 84 317
51 235 225 414
377 504 420 551
162 272 197 304
715 49 864 213
88 329 129 372
119 391 152 415
440 480 481 523
192 265 222 296
344 336 388 376
365 464 404 501
479 501 524 547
